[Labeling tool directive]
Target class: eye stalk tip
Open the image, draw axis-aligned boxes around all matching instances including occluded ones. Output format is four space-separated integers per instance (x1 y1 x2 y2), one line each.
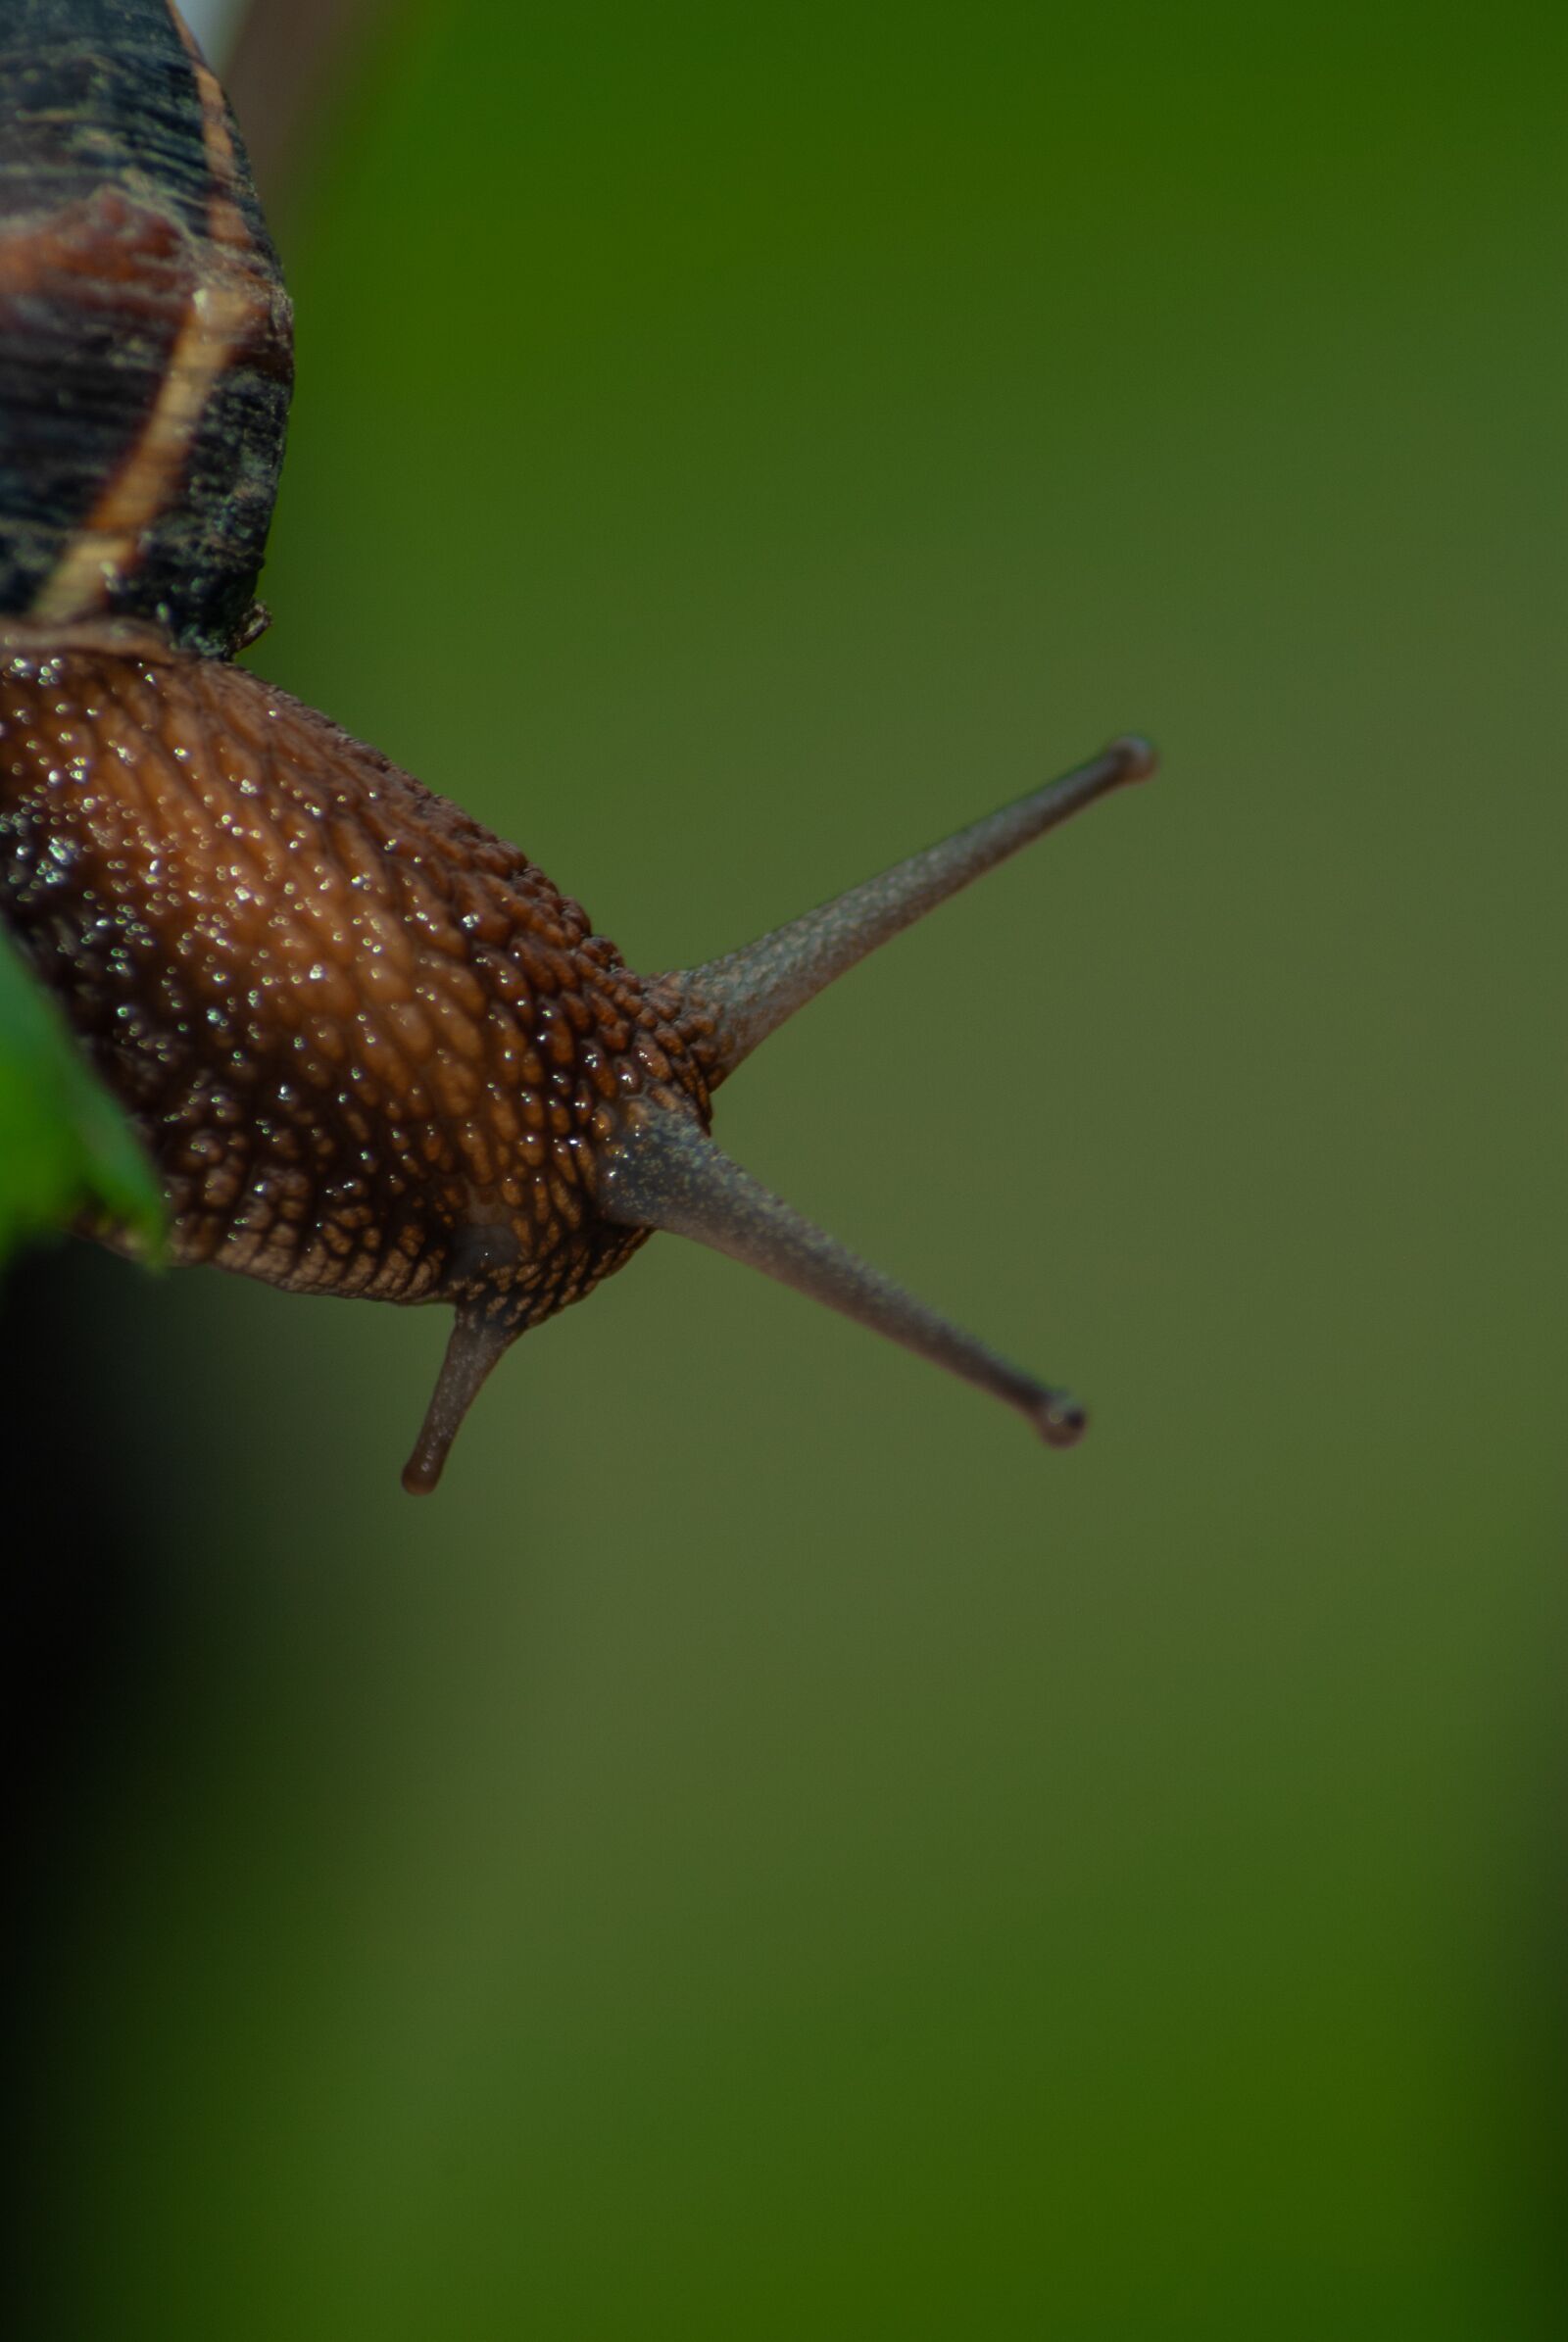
400 1452 442 1497
1035 1393 1089 1448
1108 734 1158 784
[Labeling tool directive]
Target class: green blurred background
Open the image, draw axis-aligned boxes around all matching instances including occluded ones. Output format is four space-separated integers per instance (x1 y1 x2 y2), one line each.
14 0 1568 2333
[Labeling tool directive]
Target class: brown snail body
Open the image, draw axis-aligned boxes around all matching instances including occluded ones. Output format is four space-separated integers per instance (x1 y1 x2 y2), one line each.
0 627 704 1307
0 1 1157 1492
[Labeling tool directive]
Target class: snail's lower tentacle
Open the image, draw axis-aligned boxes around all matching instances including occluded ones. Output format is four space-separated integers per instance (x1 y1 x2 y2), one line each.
402 1305 517 1496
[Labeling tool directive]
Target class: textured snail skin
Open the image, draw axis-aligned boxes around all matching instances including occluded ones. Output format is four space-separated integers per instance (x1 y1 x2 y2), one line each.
0 623 710 1328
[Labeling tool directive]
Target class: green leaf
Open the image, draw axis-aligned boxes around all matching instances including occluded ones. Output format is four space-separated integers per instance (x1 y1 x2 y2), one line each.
0 929 165 1272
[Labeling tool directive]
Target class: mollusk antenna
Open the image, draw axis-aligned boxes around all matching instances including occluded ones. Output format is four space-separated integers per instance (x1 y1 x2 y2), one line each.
402 1307 515 1497
661 735 1156 1084
601 1114 1091 1450
594 736 1159 1450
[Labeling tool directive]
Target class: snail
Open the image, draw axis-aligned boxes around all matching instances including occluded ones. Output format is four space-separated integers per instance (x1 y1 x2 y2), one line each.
0 0 1157 1494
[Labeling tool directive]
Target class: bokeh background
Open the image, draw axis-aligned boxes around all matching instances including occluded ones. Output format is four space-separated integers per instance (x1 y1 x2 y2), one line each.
9 0 1566 2333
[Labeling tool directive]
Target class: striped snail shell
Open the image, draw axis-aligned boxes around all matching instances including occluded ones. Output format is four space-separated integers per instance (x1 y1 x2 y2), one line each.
0 0 1156 1492
0 0 291 654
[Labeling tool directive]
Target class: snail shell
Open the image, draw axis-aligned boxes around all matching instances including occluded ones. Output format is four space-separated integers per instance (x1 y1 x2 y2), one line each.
0 0 291 654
